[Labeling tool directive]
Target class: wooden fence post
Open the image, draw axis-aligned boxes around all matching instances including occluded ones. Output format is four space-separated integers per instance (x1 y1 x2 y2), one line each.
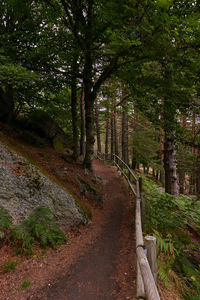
144 236 157 285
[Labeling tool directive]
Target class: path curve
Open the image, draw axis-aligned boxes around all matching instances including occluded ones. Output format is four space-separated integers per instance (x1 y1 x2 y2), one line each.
25 160 136 300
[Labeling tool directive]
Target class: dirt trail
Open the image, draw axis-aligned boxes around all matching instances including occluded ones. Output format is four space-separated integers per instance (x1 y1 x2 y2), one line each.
0 160 136 300
40 160 137 300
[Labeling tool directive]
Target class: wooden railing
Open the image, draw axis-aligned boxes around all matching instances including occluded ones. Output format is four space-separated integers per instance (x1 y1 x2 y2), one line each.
96 152 160 300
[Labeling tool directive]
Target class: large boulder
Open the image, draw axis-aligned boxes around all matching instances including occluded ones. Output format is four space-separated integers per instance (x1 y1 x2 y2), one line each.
0 141 88 227
27 110 71 147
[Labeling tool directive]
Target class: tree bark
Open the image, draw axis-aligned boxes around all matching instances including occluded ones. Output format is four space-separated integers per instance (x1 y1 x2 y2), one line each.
121 97 129 165
164 132 179 195
71 55 79 161
83 48 95 170
105 102 109 160
196 148 200 199
114 107 119 157
94 98 101 153
190 112 197 195
160 134 165 187
111 110 114 160
80 87 85 157
0 85 14 122
179 116 187 194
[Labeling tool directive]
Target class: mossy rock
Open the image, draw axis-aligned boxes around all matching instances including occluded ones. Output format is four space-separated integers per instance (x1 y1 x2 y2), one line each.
76 175 104 202
21 131 45 148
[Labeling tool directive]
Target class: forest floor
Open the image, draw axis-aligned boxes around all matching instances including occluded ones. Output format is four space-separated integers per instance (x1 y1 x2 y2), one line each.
0 125 137 299
0 124 183 300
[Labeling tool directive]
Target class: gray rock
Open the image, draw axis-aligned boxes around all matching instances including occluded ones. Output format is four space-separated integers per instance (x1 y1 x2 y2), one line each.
0 141 88 227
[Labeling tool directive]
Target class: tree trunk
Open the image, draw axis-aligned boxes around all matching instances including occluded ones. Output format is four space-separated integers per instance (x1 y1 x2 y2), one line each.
121 101 129 165
105 103 109 160
190 112 197 195
0 85 14 122
111 111 114 160
196 149 200 199
94 98 101 153
164 132 179 195
83 50 95 170
80 87 85 157
179 116 187 194
71 55 79 161
114 109 119 156
131 147 137 170
160 134 165 187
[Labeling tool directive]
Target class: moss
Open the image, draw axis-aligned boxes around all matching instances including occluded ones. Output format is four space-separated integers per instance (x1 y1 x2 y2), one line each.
78 176 102 195
73 195 92 220
53 137 65 153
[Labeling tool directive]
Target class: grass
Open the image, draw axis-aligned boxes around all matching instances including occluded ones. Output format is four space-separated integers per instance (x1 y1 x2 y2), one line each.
21 280 31 290
2 260 19 273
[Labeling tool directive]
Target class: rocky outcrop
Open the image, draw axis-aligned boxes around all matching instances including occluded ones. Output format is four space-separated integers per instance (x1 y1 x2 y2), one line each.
0 141 88 227
28 110 71 147
76 175 104 203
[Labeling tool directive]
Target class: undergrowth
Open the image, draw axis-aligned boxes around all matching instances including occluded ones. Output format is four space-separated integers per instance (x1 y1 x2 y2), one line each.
141 174 200 299
21 280 31 290
2 260 19 273
0 206 67 256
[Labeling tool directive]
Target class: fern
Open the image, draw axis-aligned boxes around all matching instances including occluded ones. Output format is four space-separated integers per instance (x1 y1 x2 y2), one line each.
11 226 35 255
10 206 67 255
24 206 67 248
0 208 13 241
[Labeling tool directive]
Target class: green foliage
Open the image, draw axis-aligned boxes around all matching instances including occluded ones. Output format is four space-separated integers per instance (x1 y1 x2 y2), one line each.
174 255 200 300
21 281 31 290
23 206 67 248
142 174 200 298
10 207 67 255
0 207 12 230
2 260 19 273
0 207 13 240
11 225 35 255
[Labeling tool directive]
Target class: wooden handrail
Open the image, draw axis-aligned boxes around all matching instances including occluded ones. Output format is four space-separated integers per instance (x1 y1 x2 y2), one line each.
96 152 160 300
113 154 137 183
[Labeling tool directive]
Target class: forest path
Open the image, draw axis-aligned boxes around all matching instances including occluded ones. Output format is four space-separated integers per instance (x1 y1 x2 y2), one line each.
0 160 136 300
40 160 137 300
